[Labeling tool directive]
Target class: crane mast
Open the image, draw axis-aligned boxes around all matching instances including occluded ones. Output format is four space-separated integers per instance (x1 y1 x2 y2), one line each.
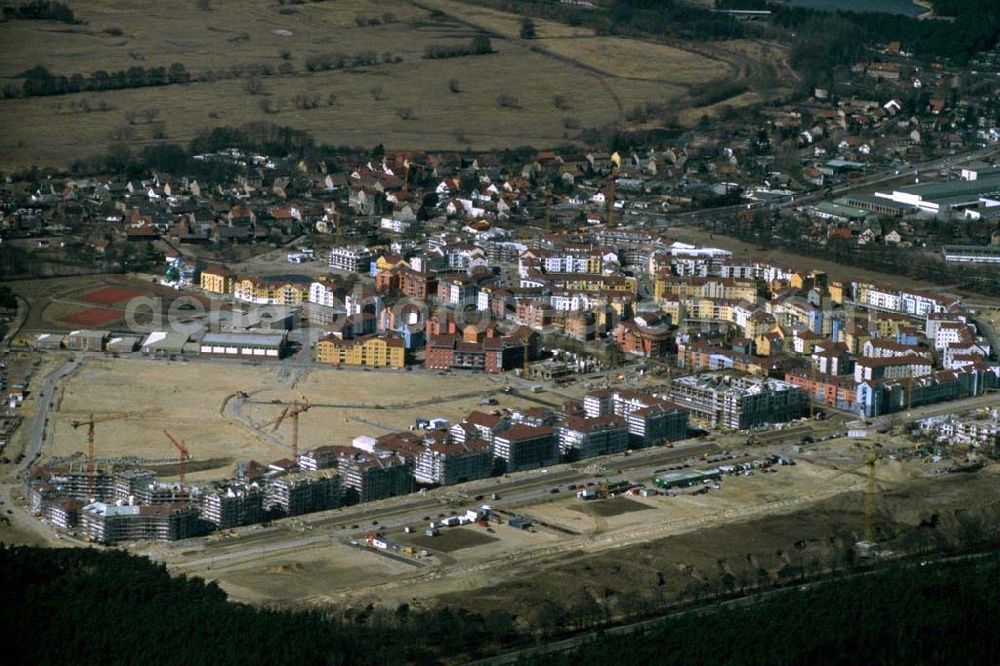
70 408 160 498
255 397 311 467
162 430 190 493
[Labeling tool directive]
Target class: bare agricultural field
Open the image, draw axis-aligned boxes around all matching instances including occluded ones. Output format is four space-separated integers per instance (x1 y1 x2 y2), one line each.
47 357 278 477
0 0 771 168
678 90 764 123
537 36 731 84
413 0 596 39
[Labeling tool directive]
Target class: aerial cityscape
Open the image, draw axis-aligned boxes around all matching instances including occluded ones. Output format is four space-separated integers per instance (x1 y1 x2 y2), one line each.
2 0 999 663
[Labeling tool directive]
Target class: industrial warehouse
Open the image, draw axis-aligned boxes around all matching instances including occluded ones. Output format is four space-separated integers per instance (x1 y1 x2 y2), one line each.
31 329 288 360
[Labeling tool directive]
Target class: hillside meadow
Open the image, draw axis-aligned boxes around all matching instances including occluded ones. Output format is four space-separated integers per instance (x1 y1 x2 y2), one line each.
0 0 767 169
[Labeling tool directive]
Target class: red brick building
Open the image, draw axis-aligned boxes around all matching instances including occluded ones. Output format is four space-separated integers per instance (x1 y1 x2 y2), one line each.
784 368 858 409
424 324 527 373
614 314 673 358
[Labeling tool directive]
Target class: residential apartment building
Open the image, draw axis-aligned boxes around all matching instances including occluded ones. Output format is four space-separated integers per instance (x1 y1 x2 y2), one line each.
80 502 200 545
336 449 414 503
200 264 235 294
201 486 264 528
609 390 689 447
492 424 558 473
614 315 673 357
329 246 373 273
424 326 528 373
264 471 341 516
298 445 340 471
558 415 630 461
414 440 493 486
853 355 932 383
233 276 310 305
315 333 405 367
663 375 808 430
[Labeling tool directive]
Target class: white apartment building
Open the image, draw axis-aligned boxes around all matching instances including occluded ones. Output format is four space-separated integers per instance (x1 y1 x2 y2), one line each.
328 246 373 273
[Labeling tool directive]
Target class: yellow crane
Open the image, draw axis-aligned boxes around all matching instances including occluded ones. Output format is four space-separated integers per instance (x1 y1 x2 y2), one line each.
832 443 880 546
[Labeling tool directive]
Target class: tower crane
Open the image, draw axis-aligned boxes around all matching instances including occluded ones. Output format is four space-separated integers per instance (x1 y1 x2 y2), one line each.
162 430 190 493
255 397 311 467
606 151 621 228
71 407 161 497
831 443 881 547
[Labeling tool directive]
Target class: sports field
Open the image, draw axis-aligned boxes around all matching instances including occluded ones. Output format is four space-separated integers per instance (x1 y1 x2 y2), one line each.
8 274 210 336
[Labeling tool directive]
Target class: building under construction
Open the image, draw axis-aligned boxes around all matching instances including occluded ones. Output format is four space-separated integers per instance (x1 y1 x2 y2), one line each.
335 448 414 503
26 462 143 507
662 374 808 430
264 470 341 516
201 485 265 529
80 502 200 545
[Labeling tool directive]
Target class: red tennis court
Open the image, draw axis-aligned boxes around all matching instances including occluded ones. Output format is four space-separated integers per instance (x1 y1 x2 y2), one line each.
81 286 144 305
62 308 123 326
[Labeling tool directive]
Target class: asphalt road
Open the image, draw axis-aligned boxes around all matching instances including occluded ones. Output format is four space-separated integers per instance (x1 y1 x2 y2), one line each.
163 439 722 571
17 356 82 475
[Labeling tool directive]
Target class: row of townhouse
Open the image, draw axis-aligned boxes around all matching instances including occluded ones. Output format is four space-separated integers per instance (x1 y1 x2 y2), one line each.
856 367 990 418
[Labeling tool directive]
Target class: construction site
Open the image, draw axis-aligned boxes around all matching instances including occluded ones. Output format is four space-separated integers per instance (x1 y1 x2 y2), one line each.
123 432 1000 616
4 345 1000 617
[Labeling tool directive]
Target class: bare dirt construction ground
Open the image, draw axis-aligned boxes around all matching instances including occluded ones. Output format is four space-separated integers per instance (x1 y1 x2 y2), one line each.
43 357 525 481
0 0 777 169
199 540 420 605
436 466 1000 623
572 496 653 518
46 357 273 478
403 527 499 553
242 369 551 452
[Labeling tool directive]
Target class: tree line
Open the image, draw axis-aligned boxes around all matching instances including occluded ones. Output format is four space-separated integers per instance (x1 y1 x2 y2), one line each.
0 544 516 665
4 543 1000 664
11 63 191 98
424 35 493 59
1 0 76 23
